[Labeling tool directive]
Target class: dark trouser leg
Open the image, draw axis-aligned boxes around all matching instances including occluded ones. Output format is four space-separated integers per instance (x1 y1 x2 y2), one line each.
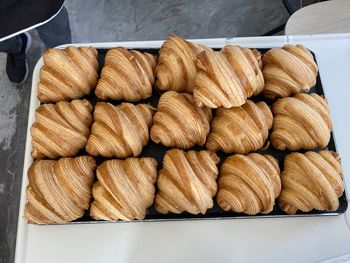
36 6 72 48
0 36 23 53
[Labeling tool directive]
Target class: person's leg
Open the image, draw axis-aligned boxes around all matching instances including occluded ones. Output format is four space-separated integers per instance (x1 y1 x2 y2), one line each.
0 33 31 85
0 36 23 53
37 6 72 48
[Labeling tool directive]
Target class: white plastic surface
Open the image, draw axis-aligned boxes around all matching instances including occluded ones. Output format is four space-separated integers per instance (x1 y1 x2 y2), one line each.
15 34 350 263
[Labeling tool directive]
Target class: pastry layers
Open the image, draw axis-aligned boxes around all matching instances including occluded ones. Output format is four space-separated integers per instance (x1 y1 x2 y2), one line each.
156 34 208 93
96 47 156 101
90 157 157 221
193 45 264 108
155 149 219 215
38 47 99 103
24 156 96 224
217 153 281 215
271 93 332 151
206 100 273 154
31 99 93 159
263 44 318 99
150 91 212 149
279 151 344 214
86 102 154 158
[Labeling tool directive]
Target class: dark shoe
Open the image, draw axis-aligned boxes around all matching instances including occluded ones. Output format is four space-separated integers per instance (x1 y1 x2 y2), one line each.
6 32 32 85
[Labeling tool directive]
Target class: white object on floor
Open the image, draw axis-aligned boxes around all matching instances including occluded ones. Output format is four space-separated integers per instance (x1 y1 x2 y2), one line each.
285 0 350 35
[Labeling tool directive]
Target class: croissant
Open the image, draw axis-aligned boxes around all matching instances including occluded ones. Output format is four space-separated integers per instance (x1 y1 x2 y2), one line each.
90 157 157 221
31 99 93 159
193 45 264 108
86 102 154 158
263 44 318 99
206 100 273 154
156 34 208 93
37 47 99 103
150 91 212 149
271 93 332 151
24 156 96 224
95 47 157 101
217 153 281 215
155 149 219 214
279 151 344 215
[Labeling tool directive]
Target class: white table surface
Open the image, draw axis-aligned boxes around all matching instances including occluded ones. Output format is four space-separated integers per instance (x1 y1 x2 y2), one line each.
15 34 350 263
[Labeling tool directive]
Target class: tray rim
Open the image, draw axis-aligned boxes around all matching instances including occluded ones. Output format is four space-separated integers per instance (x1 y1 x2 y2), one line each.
16 35 349 230
19 38 348 225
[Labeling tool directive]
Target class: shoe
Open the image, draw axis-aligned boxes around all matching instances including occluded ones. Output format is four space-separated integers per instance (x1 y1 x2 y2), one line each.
6 32 32 85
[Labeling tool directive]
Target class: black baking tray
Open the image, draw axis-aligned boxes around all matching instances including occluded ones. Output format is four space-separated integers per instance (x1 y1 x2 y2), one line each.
67 47 348 224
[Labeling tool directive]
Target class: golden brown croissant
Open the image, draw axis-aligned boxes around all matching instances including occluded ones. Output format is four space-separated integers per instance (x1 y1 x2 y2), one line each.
206 100 273 154
193 45 264 108
90 157 157 221
37 47 99 103
86 102 154 158
271 93 332 151
24 156 96 224
217 153 281 215
95 47 157 101
150 91 212 149
263 44 318 99
156 34 208 93
279 151 344 215
31 99 93 159
155 149 219 214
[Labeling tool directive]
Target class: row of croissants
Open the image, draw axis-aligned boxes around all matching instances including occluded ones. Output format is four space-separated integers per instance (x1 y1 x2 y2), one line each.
24 149 344 224
30 91 332 159
37 34 318 107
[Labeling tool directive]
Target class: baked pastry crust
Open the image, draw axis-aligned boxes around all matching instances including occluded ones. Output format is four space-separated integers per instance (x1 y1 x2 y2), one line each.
150 91 212 149
271 93 332 151
193 45 264 108
155 34 208 93
206 100 273 154
217 153 281 215
24 156 96 224
279 151 344 215
31 99 93 159
155 149 219 215
90 157 157 221
95 47 157 101
263 44 318 99
37 47 99 103
86 102 154 158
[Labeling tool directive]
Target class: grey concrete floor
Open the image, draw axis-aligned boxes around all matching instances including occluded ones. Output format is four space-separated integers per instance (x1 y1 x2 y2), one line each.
0 1 289 262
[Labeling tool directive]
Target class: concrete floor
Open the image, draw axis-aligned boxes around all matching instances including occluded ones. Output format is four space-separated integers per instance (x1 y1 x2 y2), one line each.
0 1 289 262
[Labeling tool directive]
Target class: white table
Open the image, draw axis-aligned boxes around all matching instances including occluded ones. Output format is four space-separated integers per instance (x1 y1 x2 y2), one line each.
15 34 350 263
